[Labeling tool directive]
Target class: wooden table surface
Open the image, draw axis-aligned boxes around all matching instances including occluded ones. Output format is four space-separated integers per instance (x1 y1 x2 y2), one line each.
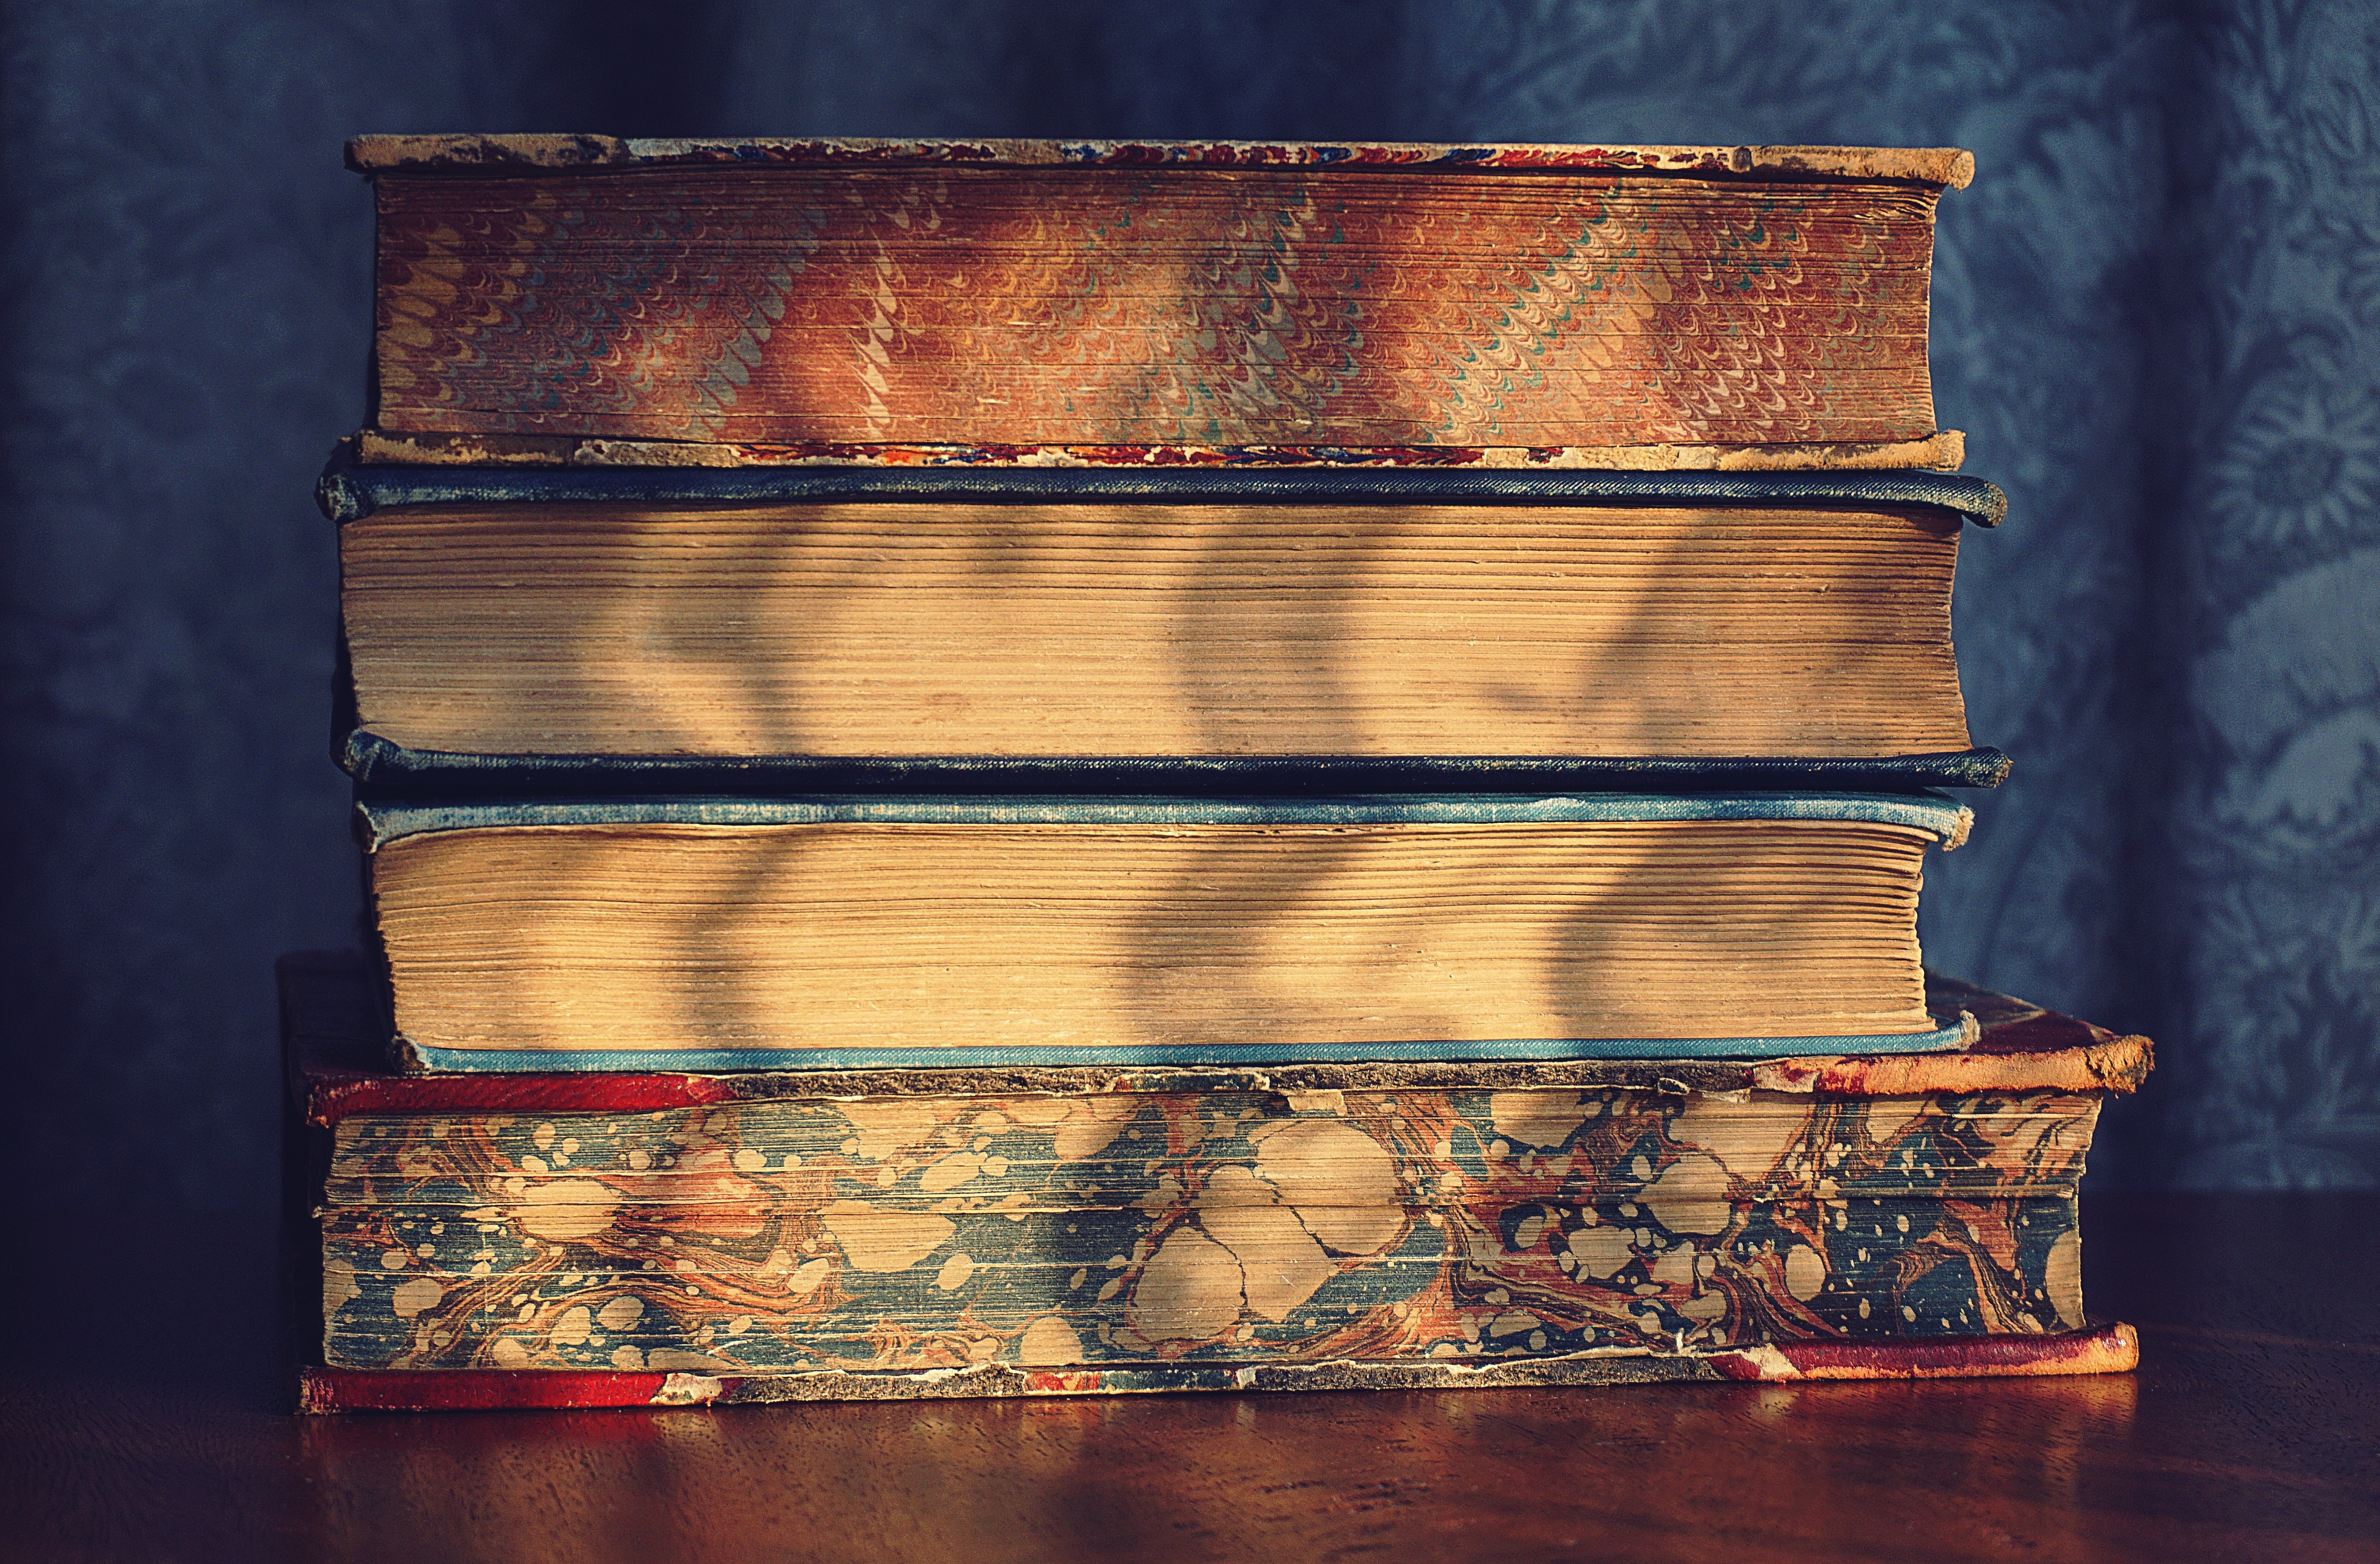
3 1193 2373 1562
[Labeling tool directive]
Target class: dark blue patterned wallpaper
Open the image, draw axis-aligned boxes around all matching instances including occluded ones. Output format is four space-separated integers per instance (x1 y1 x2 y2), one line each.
2 0 2373 1212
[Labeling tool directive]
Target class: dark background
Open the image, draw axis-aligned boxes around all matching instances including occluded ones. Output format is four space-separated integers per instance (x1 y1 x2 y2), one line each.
2 0 2375 1222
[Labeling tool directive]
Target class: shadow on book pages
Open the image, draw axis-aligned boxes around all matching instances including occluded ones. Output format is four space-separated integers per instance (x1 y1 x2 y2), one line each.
352 791 1977 1072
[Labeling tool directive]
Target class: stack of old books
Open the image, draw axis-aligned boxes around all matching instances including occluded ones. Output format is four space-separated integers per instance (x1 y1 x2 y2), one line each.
287 135 2147 1411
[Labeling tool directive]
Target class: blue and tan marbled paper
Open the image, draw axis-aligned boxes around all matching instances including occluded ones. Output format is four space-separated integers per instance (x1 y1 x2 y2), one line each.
321 1082 2096 1373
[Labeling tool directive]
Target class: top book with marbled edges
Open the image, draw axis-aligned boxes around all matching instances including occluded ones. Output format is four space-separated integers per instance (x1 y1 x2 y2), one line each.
354 137 1973 471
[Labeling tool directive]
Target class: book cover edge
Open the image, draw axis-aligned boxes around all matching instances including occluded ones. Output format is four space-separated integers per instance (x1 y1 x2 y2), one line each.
317 453 2006 524
386 1012 1983 1076
339 429 1973 479
292 1323 2133 1413
337 734 2016 795
345 136 1974 189
348 789 1978 851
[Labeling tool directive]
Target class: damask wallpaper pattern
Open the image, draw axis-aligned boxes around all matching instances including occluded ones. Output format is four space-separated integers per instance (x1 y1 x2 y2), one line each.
2157 2 2380 1186
0 0 2372 1211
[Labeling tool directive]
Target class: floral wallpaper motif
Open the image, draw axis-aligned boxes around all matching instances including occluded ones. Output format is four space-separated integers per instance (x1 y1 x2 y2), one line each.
2160 0 2380 1187
0 0 2372 1207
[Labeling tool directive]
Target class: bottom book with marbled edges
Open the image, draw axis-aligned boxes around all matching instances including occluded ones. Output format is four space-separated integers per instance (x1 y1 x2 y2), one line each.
282 952 2149 1412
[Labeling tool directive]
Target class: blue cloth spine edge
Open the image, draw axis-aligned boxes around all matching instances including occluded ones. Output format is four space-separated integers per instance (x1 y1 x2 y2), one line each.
340 730 2013 794
317 460 2007 526
354 789 1974 849
395 1011 1979 1071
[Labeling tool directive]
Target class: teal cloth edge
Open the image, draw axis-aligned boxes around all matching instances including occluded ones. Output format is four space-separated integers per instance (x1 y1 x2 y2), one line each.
397 1011 1978 1072
355 789 1974 850
317 459 2008 526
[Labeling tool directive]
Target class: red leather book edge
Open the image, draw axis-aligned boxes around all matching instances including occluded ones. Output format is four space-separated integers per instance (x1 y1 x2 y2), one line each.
1705 1321 2140 1381
295 1368 722 1413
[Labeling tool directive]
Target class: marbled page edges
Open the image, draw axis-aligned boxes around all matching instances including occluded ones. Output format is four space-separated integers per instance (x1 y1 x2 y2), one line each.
320 1084 2096 1374
372 168 1943 451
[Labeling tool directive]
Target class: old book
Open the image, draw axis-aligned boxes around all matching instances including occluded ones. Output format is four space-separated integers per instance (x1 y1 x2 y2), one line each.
352 136 1971 471
280 951 2148 1410
324 463 2009 789
358 792 1976 1071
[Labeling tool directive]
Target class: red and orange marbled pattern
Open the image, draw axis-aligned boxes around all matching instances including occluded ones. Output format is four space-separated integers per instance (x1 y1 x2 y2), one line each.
320 1082 2097 1375
374 169 1940 450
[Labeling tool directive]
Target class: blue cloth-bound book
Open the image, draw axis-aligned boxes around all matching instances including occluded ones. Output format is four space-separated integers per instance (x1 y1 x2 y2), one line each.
326 461 2010 795
358 790 1978 1072
317 461 2010 525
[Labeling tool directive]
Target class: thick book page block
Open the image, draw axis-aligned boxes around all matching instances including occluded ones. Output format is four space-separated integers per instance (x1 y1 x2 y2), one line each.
354 138 1968 467
355 793 1972 1068
324 467 2009 775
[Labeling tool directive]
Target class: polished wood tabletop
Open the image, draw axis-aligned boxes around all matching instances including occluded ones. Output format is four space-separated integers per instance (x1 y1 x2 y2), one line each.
4 1193 2374 1562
